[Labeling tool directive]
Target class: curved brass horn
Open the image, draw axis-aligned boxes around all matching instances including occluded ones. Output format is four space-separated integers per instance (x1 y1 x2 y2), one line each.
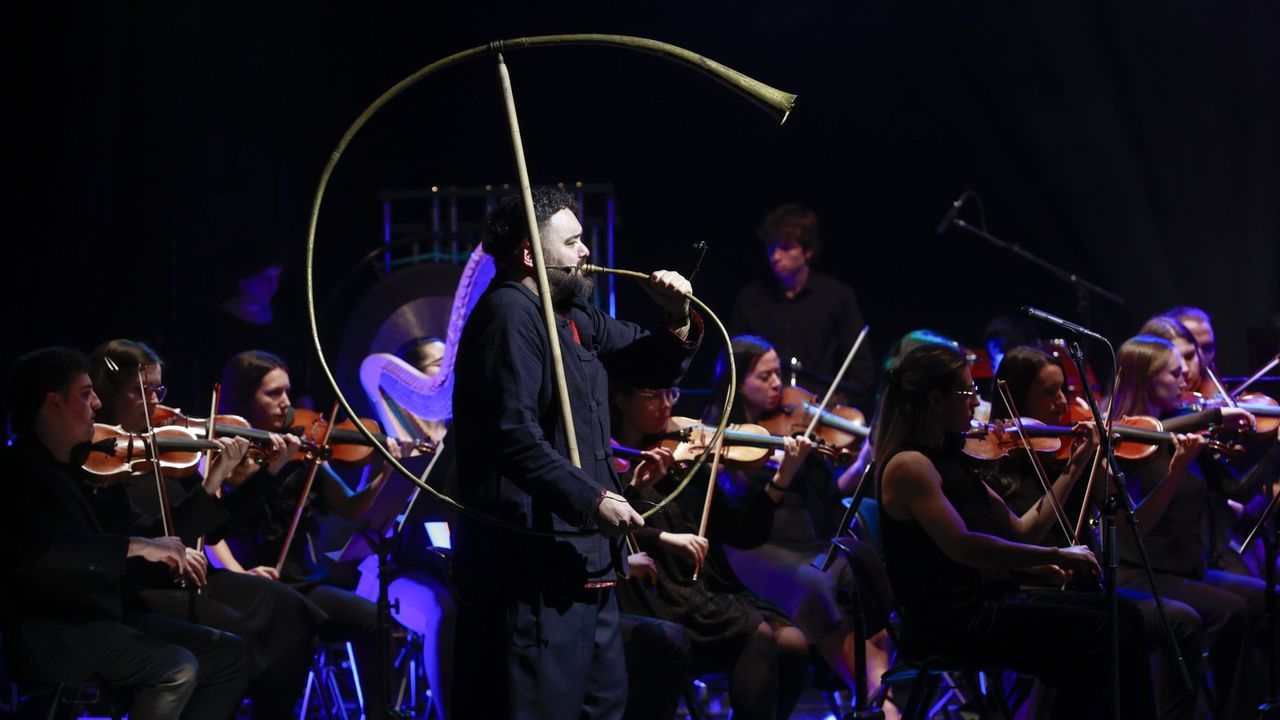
305 35 793 537
489 35 797 124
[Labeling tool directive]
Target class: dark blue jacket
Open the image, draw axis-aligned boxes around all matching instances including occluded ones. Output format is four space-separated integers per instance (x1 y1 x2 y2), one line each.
451 280 700 596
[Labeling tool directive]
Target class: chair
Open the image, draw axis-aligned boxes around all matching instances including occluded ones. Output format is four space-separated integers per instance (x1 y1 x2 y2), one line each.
851 498 1025 720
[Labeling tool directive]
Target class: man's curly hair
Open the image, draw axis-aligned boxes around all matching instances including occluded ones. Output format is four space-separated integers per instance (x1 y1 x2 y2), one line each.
484 186 580 266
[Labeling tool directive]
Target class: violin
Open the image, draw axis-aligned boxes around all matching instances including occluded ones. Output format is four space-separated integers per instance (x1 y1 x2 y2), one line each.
963 412 1240 463
82 423 266 484
756 386 869 454
153 404 435 466
1177 391 1280 438
286 407 435 466
653 416 852 467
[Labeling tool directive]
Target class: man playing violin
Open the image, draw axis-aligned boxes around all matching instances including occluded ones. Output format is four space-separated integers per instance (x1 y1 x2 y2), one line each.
0 346 252 719
449 186 702 719
89 338 331 719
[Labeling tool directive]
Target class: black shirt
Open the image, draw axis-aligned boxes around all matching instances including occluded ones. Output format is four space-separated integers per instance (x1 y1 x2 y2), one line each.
730 271 874 411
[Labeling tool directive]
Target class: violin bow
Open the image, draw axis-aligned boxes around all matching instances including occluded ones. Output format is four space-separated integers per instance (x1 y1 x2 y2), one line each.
995 380 1073 543
135 364 178 539
1229 353 1280 400
275 400 341 575
195 383 221 557
802 326 869 441
692 425 725 581
1202 363 1238 409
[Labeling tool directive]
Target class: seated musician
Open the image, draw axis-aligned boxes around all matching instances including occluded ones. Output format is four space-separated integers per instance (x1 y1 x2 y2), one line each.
0 346 252 720
876 341 1156 718
708 334 897 710
1140 313 1280 580
1110 334 1270 718
211 349 400 698
979 344 1207 719
610 372 810 720
89 338 325 718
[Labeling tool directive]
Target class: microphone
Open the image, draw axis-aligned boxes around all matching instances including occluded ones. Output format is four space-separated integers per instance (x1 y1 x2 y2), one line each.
935 192 970 235
1021 306 1109 343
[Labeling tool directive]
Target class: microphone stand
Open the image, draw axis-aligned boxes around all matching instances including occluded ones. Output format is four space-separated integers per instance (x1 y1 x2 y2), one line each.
1235 465 1280 718
946 217 1126 327
1064 339 1193 719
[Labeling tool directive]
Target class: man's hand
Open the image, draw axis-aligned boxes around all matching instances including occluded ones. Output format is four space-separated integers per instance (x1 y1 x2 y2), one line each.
596 491 645 537
642 270 693 324
128 536 189 572
182 547 208 588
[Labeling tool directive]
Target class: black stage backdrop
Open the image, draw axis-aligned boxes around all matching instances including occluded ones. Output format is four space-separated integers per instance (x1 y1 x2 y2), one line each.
4 2 1278 418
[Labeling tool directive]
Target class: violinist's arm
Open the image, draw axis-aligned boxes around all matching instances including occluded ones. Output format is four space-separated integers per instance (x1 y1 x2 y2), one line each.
317 462 389 521
1007 436 1096 542
836 442 874 495
1121 434 1206 532
206 538 245 573
884 451 1063 571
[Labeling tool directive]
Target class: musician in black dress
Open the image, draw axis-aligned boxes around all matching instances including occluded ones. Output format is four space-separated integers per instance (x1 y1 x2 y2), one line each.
876 342 1155 719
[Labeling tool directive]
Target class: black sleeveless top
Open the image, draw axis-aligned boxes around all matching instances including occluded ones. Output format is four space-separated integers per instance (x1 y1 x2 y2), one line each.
880 443 1016 619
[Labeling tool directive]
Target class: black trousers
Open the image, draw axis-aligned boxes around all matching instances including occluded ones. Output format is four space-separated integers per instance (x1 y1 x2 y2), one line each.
100 612 253 720
1120 567 1268 719
620 614 691 720
902 590 1156 720
1115 586 1205 720
454 587 628 720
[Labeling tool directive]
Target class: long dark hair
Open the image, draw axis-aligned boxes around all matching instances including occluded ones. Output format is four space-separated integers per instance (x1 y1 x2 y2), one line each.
88 339 162 425
873 343 969 479
990 345 1062 421
1111 335 1175 419
705 335 775 424
220 350 288 417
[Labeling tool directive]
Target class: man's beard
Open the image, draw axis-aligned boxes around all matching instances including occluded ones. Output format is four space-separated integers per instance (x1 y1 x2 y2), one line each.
547 266 594 309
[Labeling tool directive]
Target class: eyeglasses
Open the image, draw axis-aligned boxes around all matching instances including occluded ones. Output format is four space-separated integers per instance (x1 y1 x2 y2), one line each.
948 383 980 398
133 384 167 402
634 388 680 403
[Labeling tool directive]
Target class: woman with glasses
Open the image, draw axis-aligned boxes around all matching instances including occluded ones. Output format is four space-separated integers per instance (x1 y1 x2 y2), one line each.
87 338 325 718
704 334 897 713
876 341 1156 718
609 374 810 720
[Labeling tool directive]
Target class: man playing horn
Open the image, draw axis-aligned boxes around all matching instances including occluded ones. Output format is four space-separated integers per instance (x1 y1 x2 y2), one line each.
450 186 702 718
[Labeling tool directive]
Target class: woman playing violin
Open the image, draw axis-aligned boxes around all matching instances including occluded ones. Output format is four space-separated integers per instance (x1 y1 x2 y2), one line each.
980 344 1206 720
89 338 326 718
979 345 1098 516
610 376 810 720
708 335 897 710
213 350 400 699
1111 334 1273 718
877 342 1155 719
